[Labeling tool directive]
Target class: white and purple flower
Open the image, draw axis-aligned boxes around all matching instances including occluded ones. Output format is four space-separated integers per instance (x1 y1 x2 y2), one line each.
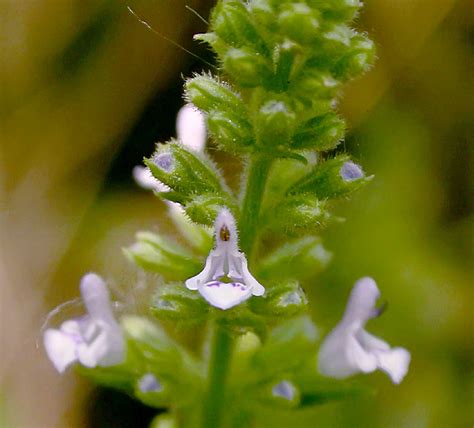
185 208 265 310
43 273 125 373
318 277 410 384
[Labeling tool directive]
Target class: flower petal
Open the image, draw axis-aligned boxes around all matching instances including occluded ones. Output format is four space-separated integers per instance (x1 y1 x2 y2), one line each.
374 347 411 384
43 328 79 373
176 103 206 152
342 277 380 326
198 281 253 310
80 273 115 322
272 381 296 401
133 166 168 192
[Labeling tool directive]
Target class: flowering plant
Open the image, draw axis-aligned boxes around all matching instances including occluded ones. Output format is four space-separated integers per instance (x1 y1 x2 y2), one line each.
43 1 410 427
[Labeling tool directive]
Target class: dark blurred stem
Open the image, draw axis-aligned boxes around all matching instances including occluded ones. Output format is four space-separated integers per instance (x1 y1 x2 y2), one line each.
239 155 272 259
201 325 234 428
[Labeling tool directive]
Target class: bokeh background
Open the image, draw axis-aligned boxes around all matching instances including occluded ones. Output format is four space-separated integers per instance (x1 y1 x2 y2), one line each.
1 0 472 427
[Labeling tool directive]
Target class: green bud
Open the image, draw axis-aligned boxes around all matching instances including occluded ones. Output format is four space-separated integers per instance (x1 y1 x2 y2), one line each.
145 141 231 203
211 0 266 52
150 283 209 323
273 40 304 90
185 74 246 115
291 71 340 101
248 0 275 29
258 236 332 281
320 24 353 54
223 47 273 88
185 194 236 227
278 3 320 44
248 280 308 318
308 0 361 22
333 34 375 79
206 109 254 154
263 194 331 236
288 155 373 199
256 99 296 148
291 113 345 151
124 232 202 280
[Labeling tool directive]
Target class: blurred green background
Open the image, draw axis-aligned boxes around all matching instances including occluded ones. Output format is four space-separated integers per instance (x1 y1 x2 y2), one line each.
0 0 472 427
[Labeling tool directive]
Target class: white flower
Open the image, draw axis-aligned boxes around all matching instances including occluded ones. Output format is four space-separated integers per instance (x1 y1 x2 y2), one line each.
43 273 125 373
185 208 265 310
133 103 206 192
318 277 410 384
176 103 206 152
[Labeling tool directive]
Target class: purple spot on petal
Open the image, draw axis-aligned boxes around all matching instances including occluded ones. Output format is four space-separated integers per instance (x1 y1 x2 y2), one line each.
340 161 364 181
205 281 222 287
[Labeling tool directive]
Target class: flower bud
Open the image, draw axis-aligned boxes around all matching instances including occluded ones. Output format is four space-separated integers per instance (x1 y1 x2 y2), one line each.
184 194 236 227
256 99 296 148
278 3 320 44
291 113 345 151
145 142 230 204
308 0 361 22
150 284 209 323
185 74 245 114
248 0 275 29
333 34 375 79
263 194 331 236
135 373 169 408
223 47 273 88
258 236 332 281
248 281 308 318
211 0 264 51
288 156 373 199
206 109 254 153
123 232 202 280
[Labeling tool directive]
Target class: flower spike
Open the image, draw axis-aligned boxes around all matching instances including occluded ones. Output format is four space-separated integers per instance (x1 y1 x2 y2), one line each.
43 273 125 373
185 208 265 310
318 277 410 384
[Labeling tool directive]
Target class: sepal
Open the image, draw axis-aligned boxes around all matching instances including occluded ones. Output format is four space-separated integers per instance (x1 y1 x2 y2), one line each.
223 47 273 88
185 194 237 227
262 194 331 236
256 99 296 148
291 113 345 151
288 155 373 199
210 0 266 52
146 142 229 199
258 236 332 281
124 232 202 280
278 3 320 45
248 281 308 318
185 74 246 115
150 283 209 324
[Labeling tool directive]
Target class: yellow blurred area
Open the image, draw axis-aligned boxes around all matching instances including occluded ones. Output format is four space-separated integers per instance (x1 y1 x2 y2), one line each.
0 0 472 427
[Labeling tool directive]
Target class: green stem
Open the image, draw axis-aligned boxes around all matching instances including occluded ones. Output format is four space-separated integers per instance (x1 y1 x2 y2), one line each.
239 154 273 258
201 325 234 428
200 155 272 428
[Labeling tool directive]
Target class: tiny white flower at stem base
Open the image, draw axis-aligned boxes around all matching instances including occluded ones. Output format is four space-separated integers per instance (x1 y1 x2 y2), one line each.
318 277 410 384
43 273 125 373
185 208 265 310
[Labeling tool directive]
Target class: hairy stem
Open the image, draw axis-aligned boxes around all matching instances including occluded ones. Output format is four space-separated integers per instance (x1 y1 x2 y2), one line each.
239 154 273 259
